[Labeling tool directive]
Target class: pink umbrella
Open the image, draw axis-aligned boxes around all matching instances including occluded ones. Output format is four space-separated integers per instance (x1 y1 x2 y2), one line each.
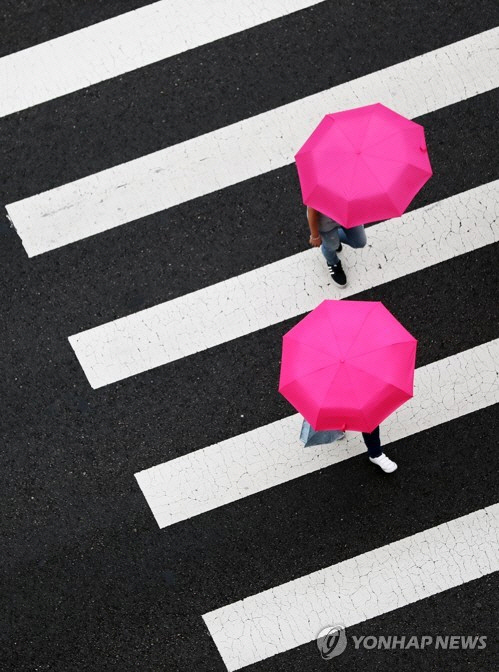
295 103 432 228
279 300 417 433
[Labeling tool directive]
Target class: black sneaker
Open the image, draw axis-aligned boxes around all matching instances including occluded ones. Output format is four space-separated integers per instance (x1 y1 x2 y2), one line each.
336 242 343 253
327 260 347 287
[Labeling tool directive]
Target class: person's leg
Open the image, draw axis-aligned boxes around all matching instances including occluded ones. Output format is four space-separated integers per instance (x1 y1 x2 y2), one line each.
319 228 347 287
319 228 340 266
338 224 367 249
363 426 398 473
362 425 382 458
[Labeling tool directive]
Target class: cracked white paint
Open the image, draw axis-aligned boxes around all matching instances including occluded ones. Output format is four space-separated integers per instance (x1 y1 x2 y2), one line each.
203 504 499 670
69 181 499 388
6 28 499 256
136 340 499 528
0 0 322 118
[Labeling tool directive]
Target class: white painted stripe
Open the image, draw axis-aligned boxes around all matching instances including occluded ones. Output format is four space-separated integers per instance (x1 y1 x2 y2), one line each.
69 181 499 388
136 340 499 529
7 28 499 257
0 0 322 118
203 504 499 670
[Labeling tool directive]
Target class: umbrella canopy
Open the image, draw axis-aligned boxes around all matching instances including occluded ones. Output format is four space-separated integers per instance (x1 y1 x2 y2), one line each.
295 103 432 228
279 300 417 433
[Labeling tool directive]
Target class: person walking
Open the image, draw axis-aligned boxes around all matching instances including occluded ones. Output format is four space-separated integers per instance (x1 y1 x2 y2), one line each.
280 301 414 477
307 206 367 288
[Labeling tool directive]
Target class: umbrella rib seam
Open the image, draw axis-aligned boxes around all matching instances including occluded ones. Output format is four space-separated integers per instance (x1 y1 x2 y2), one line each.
357 155 403 214
317 362 343 425
347 339 417 361
361 124 419 153
343 363 371 430
285 334 341 360
346 359 415 394
356 105 378 153
342 303 380 359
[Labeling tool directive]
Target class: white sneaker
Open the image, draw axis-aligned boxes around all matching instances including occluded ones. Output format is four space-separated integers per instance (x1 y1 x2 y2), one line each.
369 453 398 473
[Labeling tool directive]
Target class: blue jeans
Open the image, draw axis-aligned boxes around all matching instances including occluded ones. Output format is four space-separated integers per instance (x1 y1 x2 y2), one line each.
319 225 367 266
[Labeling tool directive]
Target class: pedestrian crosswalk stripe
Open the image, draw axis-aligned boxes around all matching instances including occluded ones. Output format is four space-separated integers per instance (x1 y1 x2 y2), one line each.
69 180 499 388
202 503 499 670
135 339 499 529
6 28 499 257
0 0 323 119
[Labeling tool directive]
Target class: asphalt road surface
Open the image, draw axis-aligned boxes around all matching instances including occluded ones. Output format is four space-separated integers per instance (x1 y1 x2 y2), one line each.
1 2 498 670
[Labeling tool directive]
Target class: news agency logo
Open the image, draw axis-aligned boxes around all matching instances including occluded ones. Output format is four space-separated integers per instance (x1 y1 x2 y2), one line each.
316 625 347 659
316 625 487 658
